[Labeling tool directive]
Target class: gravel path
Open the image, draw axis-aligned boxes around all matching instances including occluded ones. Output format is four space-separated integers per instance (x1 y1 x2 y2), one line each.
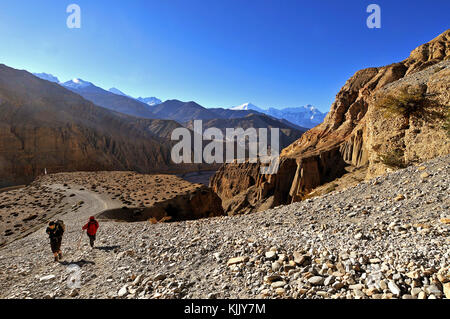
46 184 120 224
0 155 448 299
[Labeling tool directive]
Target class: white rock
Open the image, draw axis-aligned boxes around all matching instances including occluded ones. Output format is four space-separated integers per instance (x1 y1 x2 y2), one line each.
39 275 56 282
354 233 363 240
118 285 129 297
271 281 286 289
324 276 335 286
132 275 142 286
308 276 325 286
265 251 277 259
388 281 401 296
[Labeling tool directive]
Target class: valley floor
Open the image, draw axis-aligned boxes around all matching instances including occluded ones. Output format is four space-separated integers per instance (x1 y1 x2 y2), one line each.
0 156 449 299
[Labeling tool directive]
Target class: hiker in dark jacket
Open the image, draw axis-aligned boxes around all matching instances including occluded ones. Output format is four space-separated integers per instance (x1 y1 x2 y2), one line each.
46 221 65 262
82 216 99 248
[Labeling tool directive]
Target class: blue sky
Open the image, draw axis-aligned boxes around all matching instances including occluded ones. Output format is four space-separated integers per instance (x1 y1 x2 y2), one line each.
0 0 448 112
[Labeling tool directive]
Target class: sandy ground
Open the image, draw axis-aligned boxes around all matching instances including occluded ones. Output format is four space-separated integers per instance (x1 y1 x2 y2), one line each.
177 170 217 186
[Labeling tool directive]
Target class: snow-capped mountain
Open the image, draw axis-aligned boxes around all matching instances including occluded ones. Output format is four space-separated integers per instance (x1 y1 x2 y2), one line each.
31 72 161 117
230 102 327 128
137 97 162 106
32 72 324 127
108 87 130 97
108 89 162 106
61 80 157 119
265 105 327 128
33 73 60 83
230 102 265 113
61 78 93 89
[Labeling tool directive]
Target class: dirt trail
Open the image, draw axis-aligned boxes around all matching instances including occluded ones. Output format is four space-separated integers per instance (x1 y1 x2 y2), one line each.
40 183 123 256
46 184 120 223
0 183 123 298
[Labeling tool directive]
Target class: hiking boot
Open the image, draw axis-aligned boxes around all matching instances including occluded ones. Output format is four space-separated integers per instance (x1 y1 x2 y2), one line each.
54 256 59 262
58 252 63 260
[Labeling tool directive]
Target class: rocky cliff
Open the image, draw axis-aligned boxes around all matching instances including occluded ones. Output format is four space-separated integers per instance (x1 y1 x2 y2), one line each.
211 29 450 215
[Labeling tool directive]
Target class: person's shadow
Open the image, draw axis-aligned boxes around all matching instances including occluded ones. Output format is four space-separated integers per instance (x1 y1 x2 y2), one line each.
59 259 96 267
94 245 121 252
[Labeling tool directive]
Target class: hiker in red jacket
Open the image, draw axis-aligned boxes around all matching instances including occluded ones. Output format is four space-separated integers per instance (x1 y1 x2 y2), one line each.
82 216 99 248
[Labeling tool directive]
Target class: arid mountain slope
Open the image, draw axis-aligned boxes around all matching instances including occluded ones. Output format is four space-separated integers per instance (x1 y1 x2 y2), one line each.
211 29 450 215
151 100 220 123
184 113 306 149
62 81 157 119
208 108 267 119
0 64 196 188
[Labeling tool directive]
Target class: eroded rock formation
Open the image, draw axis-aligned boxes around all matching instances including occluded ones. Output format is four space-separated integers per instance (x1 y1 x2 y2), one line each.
98 186 224 223
211 29 450 215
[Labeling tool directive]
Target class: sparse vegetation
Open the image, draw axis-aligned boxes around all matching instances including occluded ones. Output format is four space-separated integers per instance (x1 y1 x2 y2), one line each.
324 183 338 194
375 86 427 117
379 149 407 168
444 109 450 136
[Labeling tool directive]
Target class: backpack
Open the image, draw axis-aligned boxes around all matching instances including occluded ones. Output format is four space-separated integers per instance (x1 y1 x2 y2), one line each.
55 220 66 235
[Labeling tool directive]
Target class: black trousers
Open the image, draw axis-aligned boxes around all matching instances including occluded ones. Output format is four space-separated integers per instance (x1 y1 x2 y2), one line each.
88 234 96 247
50 237 62 253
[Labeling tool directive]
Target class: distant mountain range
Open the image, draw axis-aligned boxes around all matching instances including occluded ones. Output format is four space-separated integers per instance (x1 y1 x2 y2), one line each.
60 79 157 119
32 73 310 130
229 102 327 129
108 87 130 97
33 73 325 128
32 73 60 83
137 97 162 106
151 100 220 123
33 73 163 113
230 102 265 112
185 113 305 149
106 89 162 106
265 105 327 128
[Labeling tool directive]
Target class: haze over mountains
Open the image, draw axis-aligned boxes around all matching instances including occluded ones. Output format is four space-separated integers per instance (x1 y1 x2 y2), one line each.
264 105 327 128
107 89 162 106
230 102 327 129
137 97 163 106
32 73 59 83
185 113 305 149
60 78 157 119
108 87 131 97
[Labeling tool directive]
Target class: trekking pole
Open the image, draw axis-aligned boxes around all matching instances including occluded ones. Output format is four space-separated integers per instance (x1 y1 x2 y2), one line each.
76 230 84 251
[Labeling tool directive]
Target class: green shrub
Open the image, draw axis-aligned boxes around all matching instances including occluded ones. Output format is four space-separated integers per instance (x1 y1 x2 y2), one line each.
375 86 426 117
